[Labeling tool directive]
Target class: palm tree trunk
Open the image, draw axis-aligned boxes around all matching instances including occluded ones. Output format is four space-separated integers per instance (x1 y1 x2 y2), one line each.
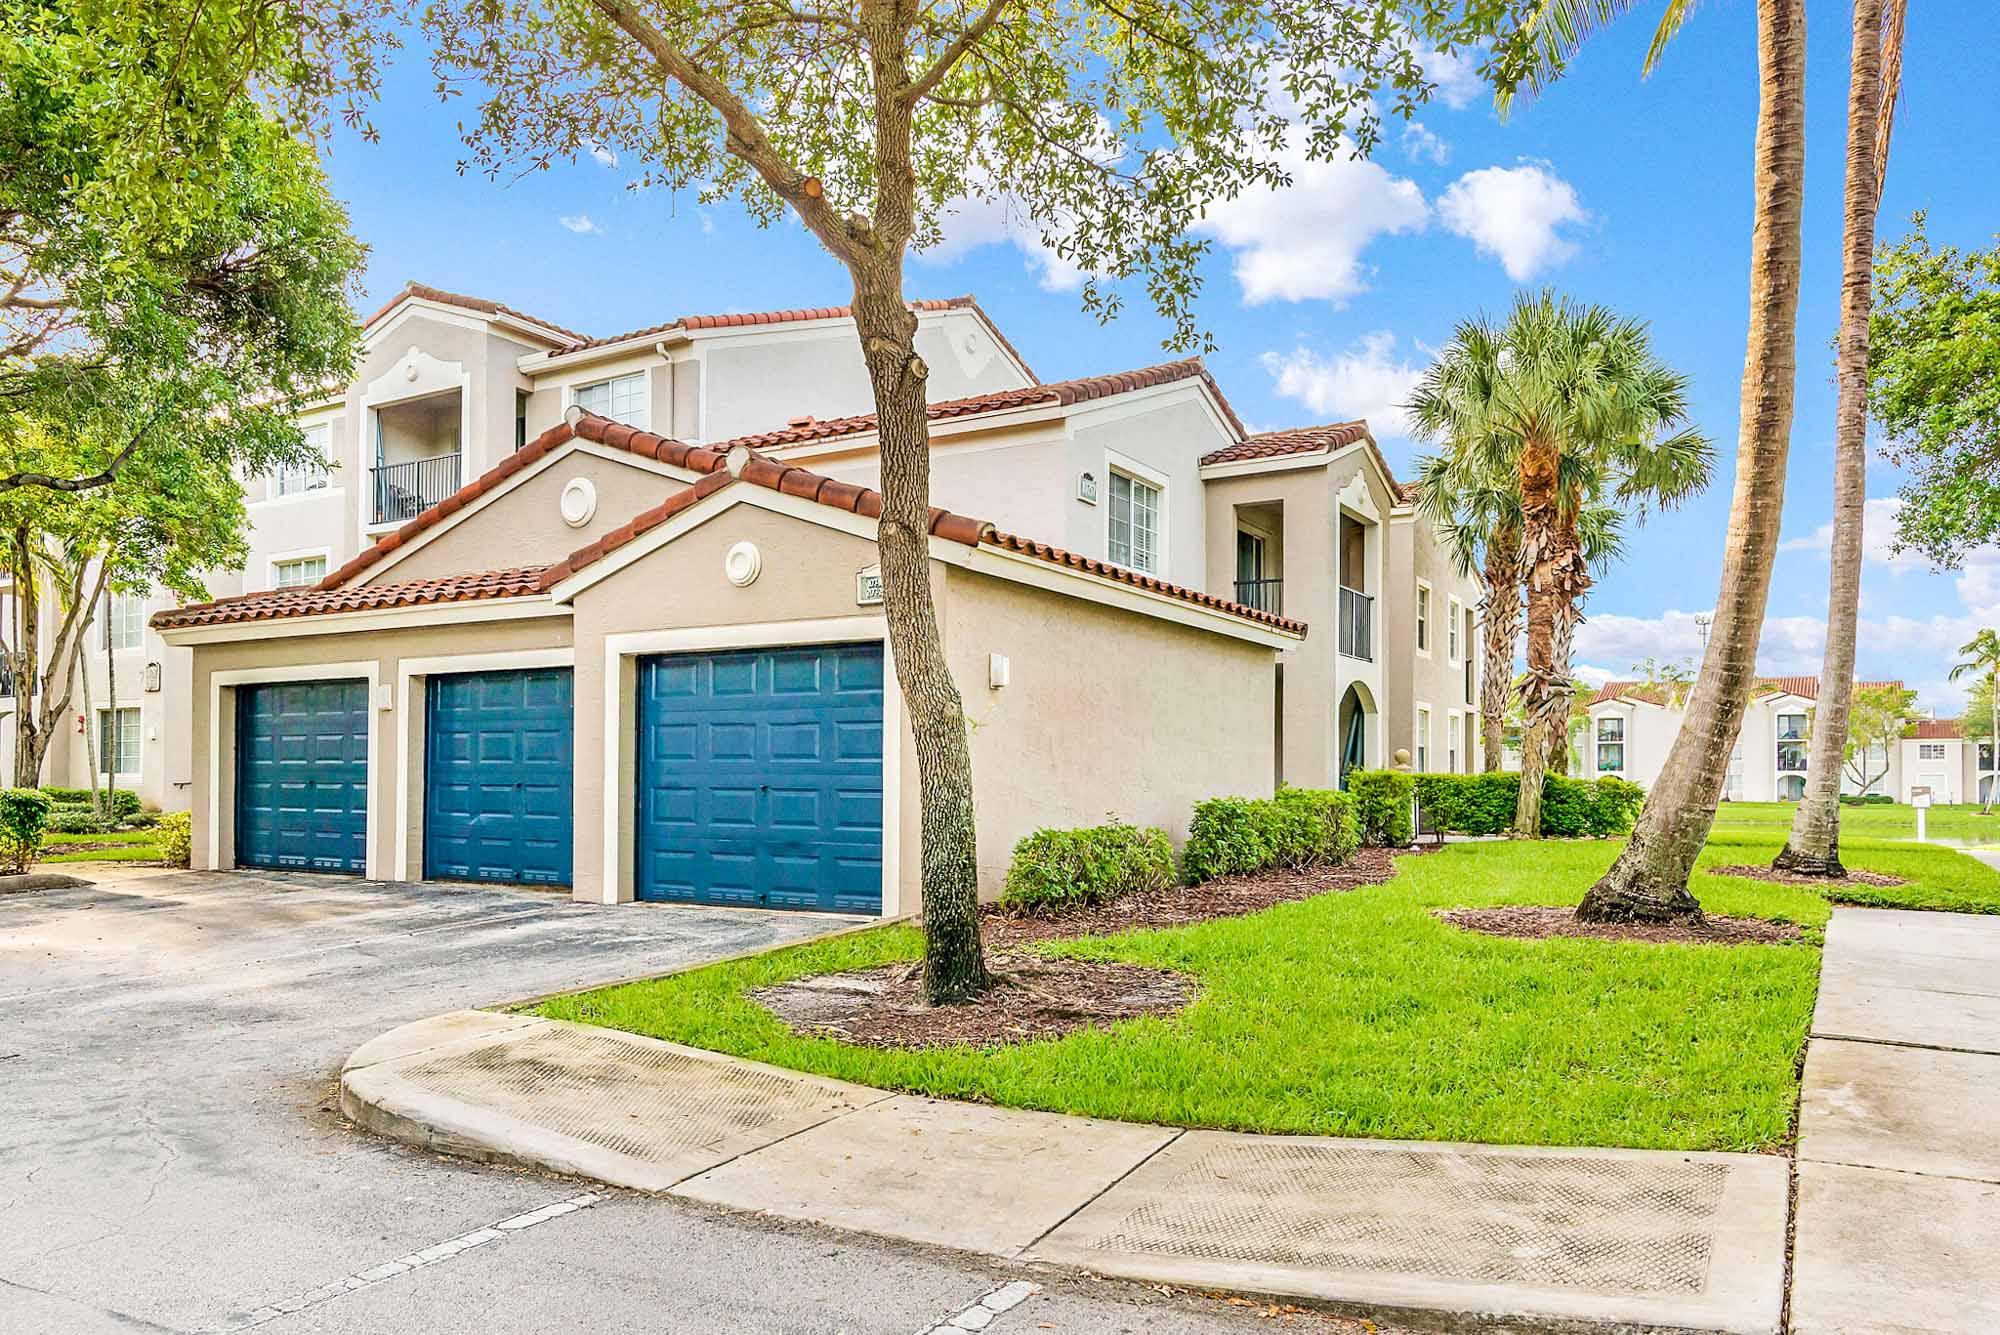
1776 0 1887 878
1514 437 1564 836
1986 672 1998 815
1578 0 1807 922
1480 524 1520 772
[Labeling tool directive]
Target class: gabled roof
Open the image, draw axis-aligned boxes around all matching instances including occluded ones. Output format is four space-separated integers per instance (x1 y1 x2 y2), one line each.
1590 675 1906 707
719 358 1248 451
1199 419 1413 504
1907 718 1963 740
361 282 585 345
534 421 1305 636
152 567 549 631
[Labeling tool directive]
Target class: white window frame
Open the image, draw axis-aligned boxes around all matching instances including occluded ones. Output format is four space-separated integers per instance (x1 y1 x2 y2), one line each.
271 553 329 589
1415 703 1432 773
571 370 649 429
1446 708 1461 774
98 705 142 778
1919 742 1947 761
1415 579 1432 657
274 421 334 498
1446 595 1463 664
1103 452 1166 577
105 590 146 652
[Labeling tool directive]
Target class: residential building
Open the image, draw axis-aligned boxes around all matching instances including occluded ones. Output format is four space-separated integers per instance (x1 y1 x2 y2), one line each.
1586 676 1909 802
1900 719 1996 805
23 282 1479 910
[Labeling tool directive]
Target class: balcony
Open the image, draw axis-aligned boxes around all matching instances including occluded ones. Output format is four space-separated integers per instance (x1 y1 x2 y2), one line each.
1338 586 1373 661
1776 743 1809 773
1235 578 1283 615
371 453 461 526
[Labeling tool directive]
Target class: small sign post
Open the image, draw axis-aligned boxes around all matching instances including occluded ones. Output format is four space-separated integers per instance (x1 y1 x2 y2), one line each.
1911 787 1932 842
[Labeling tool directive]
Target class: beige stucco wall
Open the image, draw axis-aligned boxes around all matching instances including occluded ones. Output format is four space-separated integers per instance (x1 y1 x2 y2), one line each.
367 452 687 586
942 566 1277 895
184 615 575 876
1384 512 1482 773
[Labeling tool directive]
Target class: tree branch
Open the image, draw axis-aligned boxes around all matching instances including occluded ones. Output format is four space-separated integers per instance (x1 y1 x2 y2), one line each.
0 403 162 496
584 0 865 264
904 0 1013 104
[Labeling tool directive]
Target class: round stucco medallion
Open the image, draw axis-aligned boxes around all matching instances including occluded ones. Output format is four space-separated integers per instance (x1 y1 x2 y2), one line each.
724 540 763 587
559 477 598 528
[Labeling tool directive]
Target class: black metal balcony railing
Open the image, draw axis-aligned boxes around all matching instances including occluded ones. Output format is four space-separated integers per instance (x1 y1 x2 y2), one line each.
1235 578 1283 615
371 453 462 525
1776 746 1809 773
1338 586 1373 661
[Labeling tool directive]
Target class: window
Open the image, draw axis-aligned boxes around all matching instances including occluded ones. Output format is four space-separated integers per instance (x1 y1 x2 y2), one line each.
275 422 332 497
105 592 145 651
1415 707 1431 772
1415 583 1431 654
1597 741 1625 773
574 372 648 428
1919 742 1947 761
1447 597 1462 662
99 707 140 776
1107 470 1161 574
1447 712 1460 774
1597 716 1625 742
273 556 327 588
1777 712 1807 741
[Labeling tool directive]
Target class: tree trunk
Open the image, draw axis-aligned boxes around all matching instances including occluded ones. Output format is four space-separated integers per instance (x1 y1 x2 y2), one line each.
1986 676 1997 815
1579 0 1807 923
1776 0 1886 878
1513 437 1565 836
849 277 989 1005
105 591 119 820
81 651 101 816
1480 525 1520 773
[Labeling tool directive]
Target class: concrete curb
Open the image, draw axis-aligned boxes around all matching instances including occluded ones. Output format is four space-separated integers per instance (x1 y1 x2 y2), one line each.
342 1011 1787 1335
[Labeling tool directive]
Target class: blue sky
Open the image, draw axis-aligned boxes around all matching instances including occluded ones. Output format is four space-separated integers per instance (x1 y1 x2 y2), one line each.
320 2 1999 713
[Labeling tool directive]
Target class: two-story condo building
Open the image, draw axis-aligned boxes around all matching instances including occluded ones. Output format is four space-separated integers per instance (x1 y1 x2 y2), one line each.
1900 718 1996 806
20 283 1483 912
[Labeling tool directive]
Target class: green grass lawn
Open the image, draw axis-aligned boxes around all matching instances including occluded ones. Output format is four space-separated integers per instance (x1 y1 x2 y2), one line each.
1712 799 2000 845
38 830 163 864
535 834 1997 1153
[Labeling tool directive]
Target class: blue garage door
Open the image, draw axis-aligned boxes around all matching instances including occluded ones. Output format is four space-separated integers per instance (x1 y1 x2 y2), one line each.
236 680 369 873
637 643 883 913
425 668 573 886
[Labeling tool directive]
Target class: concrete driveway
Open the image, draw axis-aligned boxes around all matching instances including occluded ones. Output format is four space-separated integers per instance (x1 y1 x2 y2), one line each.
0 868 1354 1335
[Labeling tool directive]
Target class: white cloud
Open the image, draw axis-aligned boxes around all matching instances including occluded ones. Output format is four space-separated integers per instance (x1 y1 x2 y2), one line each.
1196 144 1429 305
920 192 1087 293
1777 496 1928 574
559 214 602 235
1262 332 1424 437
1415 44 1486 110
1437 161 1587 280
1402 121 1450 165
587 141 618 168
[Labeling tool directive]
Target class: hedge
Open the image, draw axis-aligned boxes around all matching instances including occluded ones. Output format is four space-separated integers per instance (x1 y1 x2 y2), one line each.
1183 787 1358 883
158 811 193 868
41 788 142 820
1000 821 1175 914
0 788 54 873
1349 770 1646 845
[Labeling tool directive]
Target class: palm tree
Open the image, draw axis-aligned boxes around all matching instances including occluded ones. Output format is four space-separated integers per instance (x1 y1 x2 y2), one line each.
1774 0 1905 878
1416 461 1627 775
1407 292 1711 837
1953 629 2000 816
1506 0 1808 923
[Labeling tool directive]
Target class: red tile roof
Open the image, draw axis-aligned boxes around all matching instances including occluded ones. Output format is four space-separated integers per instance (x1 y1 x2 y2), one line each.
360 282 585 344
719 358 1249 450
1908 718 1963 739
1591 676 1905 706
1201 421 1370 466
152 567 549 631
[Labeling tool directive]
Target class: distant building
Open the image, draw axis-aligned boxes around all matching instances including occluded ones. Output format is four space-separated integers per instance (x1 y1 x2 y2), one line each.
1901 718 1996 806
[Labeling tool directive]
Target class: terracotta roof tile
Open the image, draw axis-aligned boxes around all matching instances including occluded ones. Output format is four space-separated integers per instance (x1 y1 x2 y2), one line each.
1591 675 1905 706
360 282 584 344
1201 420 1417 508
1908 718 1964 739
153 567 549 631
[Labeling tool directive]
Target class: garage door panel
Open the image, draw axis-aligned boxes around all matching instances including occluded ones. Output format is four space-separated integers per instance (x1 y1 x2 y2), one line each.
424 667 574 887
236 680 370 874
637 644 883 913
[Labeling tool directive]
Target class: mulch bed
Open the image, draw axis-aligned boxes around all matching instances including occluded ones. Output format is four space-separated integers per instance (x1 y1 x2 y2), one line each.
1710 863 1908 890
982 844 1405 949
752 955 1193 1050
1435 905 1805 946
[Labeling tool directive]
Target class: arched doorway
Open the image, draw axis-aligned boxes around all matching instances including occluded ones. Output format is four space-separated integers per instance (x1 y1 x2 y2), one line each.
1337 683 1376 786
1779 774 1806 801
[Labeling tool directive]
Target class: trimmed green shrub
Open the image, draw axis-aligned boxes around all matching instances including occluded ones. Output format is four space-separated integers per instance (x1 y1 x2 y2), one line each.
1001 821 1175 914
1184 788 1358 881
40 788 140 820
0 788 55 873
1346 769 1415 847
1587 774 1647 833
47 808 116 836
157 811 193 868
1413 771 1517 836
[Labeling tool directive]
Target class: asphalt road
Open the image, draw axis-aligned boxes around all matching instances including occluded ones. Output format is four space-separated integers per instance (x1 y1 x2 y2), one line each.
0 868 1436 1335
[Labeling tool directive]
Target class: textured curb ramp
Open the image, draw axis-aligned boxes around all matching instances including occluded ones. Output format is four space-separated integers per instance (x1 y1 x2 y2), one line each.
343 1011 1787 1334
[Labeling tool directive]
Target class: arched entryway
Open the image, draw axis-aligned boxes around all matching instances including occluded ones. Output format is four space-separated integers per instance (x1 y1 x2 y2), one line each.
1337 682 1376 786
1778 774 1806 801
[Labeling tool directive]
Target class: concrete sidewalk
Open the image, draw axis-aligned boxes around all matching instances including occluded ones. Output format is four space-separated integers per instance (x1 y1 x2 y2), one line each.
1791 902 2000 1335
343 1011 1788 1334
